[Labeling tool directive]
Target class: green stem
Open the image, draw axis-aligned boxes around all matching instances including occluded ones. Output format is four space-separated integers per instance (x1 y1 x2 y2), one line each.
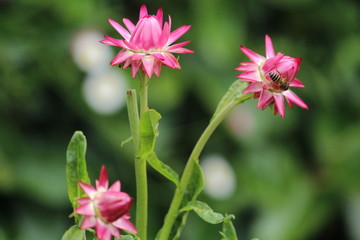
126 89 147 240
158 96 251 240
136 74 150 240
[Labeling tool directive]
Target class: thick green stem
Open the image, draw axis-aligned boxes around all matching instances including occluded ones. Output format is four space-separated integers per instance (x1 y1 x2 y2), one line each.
127 89 147 240
158 97 251 240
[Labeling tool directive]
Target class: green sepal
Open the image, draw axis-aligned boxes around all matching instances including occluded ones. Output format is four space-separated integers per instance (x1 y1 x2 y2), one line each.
220 215 238 240
138 109 161 158
212 81 252 121
148 152 179 186
61 225 86 240
66 131 90 221
179 201 234 224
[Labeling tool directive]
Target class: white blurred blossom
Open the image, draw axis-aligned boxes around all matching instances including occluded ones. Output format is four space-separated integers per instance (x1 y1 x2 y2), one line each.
71 29 113 73
201 154 236 200
82 70 127 115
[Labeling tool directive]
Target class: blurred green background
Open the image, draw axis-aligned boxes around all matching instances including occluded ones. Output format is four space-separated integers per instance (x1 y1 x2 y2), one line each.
1 0 360 239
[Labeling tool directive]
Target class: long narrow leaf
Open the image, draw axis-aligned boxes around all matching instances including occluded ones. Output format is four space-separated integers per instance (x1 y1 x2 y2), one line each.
66 131 90 211
148 152 179 186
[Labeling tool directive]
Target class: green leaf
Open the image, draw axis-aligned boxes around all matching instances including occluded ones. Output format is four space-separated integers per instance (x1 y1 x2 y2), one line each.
66 131 90 212
114 235 140 240
170 160 204 239
179 201 231 224
61 225 85 240
138 109 162 158
148 152 179 186
212 80 251 121
220 216 238 240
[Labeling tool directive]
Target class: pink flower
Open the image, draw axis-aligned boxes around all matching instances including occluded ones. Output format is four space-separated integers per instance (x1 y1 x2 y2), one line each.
236 35 308 118
74 166 137 240
100 5 193 78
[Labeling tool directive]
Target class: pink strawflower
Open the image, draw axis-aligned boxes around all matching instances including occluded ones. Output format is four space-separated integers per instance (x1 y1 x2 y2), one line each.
74 166 137 240
236 35 308 118
100 5 193 78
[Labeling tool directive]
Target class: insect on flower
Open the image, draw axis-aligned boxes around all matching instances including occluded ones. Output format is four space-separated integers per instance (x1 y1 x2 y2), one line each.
236 35 308 118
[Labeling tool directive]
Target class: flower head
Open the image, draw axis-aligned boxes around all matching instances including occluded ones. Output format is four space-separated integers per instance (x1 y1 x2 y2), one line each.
100 5 193 78
75 166 137 240
236 35 308 118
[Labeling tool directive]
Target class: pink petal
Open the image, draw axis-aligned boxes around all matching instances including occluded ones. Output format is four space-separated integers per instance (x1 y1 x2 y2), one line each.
142 56 155 78
78 182 97 199
101 36 127 48
235 62 258 72
243 82 263 94
239 46 265 65
282 90 308 109
168 47 194 54
110 50 134 66
158 22 170 48
131 60 141 78
123 18 135 33
113 215 138 233
81 216 97 229
109 180 121 192
273 93 285 118
167 40 191 51
159 53 180 69
261 52 284 73
168 25 192 45
96 219 110 240
139 5 148 19
237 71 262 82
108 19 131 41
290 78 305 88
75 202 95 216
156 8 163 26
151 52 165 61
265 35 275 58
257 90 274 109
132 53 145 61
77 197 90 205
97 165 109 190
153 61 162 77
109 225 120 239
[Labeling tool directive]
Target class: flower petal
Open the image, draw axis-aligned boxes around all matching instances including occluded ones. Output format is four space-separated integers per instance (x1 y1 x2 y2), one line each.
101 36 127 48
96 165 109 190
156 8 163 26
96 219 111 240
75 201 95 216
109 180 121 192
273 93 285 118
290 78 305 88
78 182 97 199
167 41 192 51
142 55 155 78
123 18 135 33
237 71 262 82
239 46 265 65
81 216 97 229
110 50 134 66
108 19 131 41
262 52 284 73
243 82 263 94
168 25 192 45
113 215 138 233
257 90 274 109
158 22 170 48
265 35 275 58
139 5 148 19
283 90 308 109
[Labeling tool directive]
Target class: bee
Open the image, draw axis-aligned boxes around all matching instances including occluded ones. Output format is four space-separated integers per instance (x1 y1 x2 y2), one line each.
269 72 290 90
